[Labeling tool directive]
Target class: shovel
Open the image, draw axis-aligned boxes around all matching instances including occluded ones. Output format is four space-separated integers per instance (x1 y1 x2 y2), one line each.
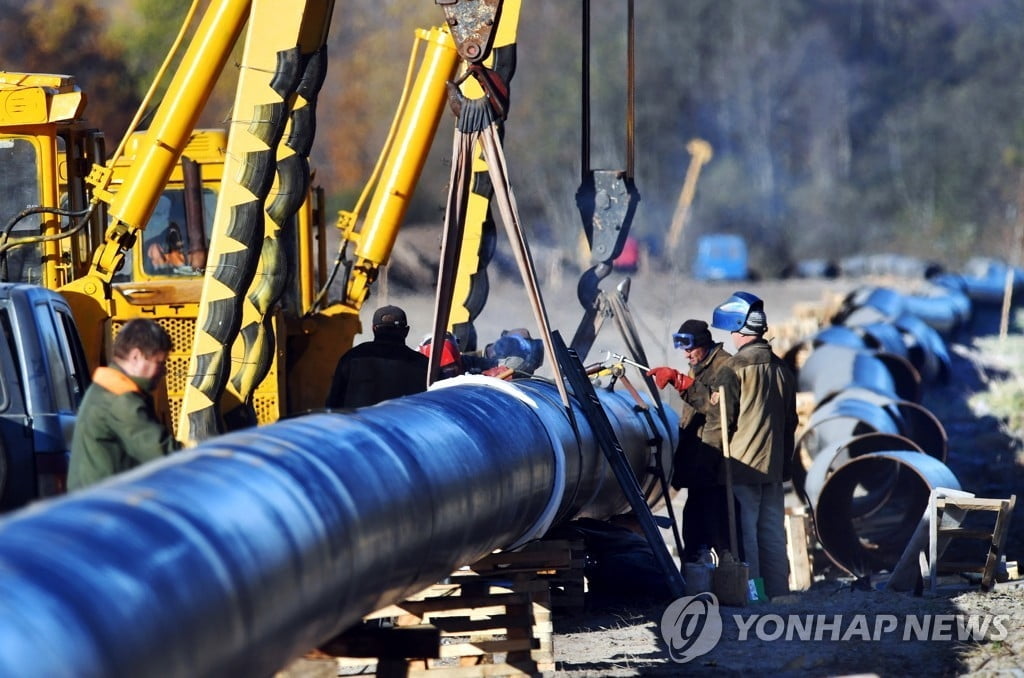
714 384 749 606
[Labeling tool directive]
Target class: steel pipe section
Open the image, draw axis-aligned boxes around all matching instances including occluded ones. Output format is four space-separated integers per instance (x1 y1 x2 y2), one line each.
792 399 903 497
797 343 898 402
0 375 676 678
819 387 948 462
834 293 952 384
814 451 960 577
807 326 921 402
796 280 964 578
801 432 924 509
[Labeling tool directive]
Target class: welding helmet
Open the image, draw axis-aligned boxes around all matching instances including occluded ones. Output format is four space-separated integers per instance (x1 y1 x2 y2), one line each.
418 333 463 378
711 291 767 335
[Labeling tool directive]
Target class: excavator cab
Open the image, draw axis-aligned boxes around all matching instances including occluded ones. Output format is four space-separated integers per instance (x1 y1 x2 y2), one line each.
110 129 223 283
0 73 106 290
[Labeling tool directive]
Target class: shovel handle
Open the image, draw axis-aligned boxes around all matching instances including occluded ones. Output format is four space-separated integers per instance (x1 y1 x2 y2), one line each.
719 385 739 558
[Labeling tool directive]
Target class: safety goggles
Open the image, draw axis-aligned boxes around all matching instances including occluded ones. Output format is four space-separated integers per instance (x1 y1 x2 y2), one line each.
672 332 697 350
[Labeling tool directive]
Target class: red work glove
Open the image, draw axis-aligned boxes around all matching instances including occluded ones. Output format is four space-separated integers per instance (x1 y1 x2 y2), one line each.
647 366 695 393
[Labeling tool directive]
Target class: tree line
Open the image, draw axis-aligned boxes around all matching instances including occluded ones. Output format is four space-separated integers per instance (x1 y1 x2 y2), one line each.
3 0 1023 275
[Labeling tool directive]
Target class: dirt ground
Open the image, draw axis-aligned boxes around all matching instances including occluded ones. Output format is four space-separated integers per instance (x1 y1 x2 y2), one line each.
344 235 1024 677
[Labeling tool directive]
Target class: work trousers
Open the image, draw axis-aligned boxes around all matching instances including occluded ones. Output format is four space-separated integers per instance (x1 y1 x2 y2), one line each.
681 484 731 563
732 482 790 598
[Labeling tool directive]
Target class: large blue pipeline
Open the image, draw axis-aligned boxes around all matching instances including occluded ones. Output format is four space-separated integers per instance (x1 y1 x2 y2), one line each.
0 375 676 678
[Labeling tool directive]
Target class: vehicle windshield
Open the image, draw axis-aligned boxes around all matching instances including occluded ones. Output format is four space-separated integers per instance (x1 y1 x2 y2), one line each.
0 137 43 284
117 186 217 281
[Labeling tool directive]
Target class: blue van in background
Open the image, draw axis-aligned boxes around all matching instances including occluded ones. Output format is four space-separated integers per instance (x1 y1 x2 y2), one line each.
693 234 748 281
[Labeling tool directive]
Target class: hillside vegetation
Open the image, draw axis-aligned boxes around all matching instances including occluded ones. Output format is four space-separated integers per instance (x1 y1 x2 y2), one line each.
4 1 1024 272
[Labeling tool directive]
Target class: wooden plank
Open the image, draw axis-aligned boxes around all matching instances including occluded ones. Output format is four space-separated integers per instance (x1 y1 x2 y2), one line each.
981 496 1016 591
404 663 540 678
317 623 440 659
439 638 538 658
785 511 812 591
328 556 565 677
936 497 1010 511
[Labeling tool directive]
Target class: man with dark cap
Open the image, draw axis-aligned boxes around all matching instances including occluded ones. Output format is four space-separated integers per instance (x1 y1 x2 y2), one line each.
325 305 429 409
647 319 733 563
711 291 798 600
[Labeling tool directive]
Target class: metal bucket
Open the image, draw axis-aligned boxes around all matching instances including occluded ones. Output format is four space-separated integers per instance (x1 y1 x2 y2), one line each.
684 562 715 595
713 553 749 607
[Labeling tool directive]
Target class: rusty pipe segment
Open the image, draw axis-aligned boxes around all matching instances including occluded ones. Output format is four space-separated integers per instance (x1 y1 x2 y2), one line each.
814 451 960 577
0 376 677 678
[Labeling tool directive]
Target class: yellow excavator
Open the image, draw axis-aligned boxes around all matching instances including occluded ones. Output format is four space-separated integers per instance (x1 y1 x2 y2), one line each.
0 0 520 445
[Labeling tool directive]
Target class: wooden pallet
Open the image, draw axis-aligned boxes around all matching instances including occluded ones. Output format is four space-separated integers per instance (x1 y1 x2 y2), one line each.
306 582 551 678
454 539 586 615
282 541 587 677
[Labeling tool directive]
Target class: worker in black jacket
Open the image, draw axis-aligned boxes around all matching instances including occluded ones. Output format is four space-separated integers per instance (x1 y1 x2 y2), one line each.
325 305 429 409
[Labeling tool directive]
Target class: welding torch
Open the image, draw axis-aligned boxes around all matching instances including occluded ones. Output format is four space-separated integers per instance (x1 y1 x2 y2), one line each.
603 351 651 373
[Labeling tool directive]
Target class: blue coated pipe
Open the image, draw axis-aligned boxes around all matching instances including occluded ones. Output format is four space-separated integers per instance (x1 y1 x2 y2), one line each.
0 376 676 677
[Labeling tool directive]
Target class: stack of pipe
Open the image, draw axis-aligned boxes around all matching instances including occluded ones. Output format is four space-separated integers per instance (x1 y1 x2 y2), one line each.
0 375 676 677
790 277 971 577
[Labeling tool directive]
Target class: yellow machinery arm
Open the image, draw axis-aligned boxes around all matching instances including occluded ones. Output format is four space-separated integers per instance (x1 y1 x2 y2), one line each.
178 0 523 442
336 0 521 348
178 0 335 443
82 2 250 282
57 0 252 375
1 0 523 445
663 138 713 254
338 26 463 310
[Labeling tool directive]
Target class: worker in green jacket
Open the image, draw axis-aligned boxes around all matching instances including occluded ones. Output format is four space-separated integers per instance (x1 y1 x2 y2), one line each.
68 319 179 490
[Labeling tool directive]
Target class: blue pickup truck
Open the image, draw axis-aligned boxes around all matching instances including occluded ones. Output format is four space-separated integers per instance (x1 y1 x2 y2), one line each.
693 233 749 281
0 283 89 510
